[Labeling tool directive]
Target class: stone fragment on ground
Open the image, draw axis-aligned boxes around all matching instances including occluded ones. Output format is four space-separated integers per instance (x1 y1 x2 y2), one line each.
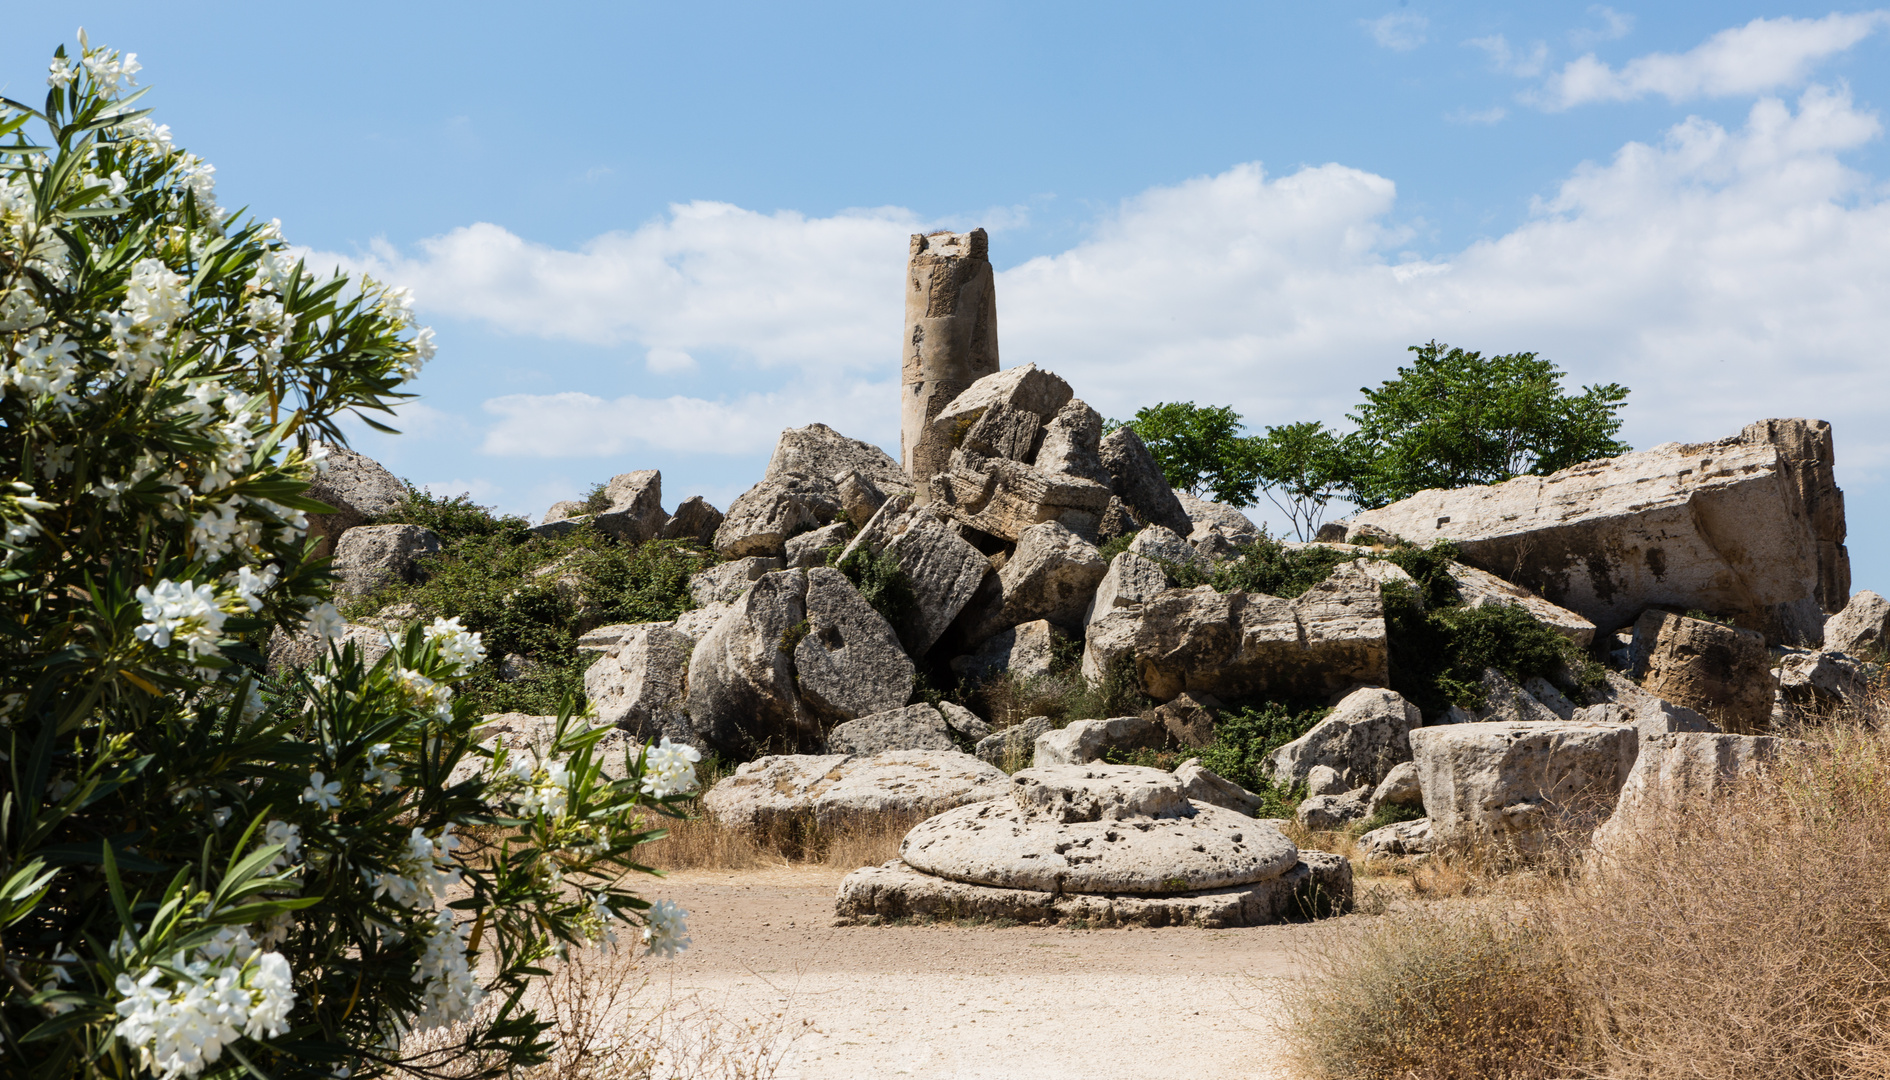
1357 817 1435 860
1591 730 1807 854
1470 668 1565 725
1630 609 1774 732
957 521 1107 642
685 569 815 753
1085 550 1169 625
1775 648 1876 711
839 496 990 655
1156 692 1220 749
1411 720 1639 855
1177 492 1260 547
1173 757 1265 816
828 704 958 756
1129 524 1203 570
688 556 782 608
951 619 1065 684
1083 561 1388 702
1825 589 1890 656
584 623 692 742
1099 426 1194 537
713 476 843 559
1033 715 1164 766
784 521 853 568
305 443 408 557
974 716 1055 769
660 495 724 546
331 523 441 596
1269 687 1422 792
1367 761 1423 817
702 750 1009 830
592 470 669 544
1295 790 1369 831
793 567 916 722
1345 422 1841 645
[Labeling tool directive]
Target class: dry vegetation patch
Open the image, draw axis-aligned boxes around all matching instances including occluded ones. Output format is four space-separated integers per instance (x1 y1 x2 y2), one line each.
1282 707 1890 1080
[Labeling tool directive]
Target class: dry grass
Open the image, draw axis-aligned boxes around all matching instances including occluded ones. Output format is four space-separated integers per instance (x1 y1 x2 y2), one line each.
1283 691 1890 1080
639 806 921 872
399 947 808 1080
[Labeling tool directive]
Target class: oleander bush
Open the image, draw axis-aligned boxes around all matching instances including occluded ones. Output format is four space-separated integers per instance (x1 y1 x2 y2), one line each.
0 38 697 1080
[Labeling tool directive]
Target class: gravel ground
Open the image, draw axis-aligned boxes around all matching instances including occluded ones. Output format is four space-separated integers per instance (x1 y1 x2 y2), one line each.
629 864 1344 1080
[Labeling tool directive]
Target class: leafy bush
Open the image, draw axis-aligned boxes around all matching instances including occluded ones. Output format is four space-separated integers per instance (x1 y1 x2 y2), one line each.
1096 529 1138 562
836 546 916 642
1383 582 1594 716
0 42 695 1079
1195 700 1330 795
372 484 532 544
348 509 715 717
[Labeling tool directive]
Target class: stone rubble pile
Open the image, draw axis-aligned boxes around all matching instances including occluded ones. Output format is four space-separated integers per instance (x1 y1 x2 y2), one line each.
278 225 1880 927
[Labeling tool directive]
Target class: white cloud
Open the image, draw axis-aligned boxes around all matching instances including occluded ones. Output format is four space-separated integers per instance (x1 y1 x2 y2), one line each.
480 380 898 460
1571 5 1635 47
1538 12 1889 109
1467 34 1548 77
1364 13 1429 52
325 202 922 373
644 347 696 374
992 86 1890 472
346 83 1890 530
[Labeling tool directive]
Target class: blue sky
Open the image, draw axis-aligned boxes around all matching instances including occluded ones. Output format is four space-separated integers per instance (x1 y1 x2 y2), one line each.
10 3 1890 594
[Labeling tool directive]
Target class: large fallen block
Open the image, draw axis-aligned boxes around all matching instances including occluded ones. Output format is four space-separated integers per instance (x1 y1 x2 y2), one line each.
1411 720 1639 856
703 751 1009 831
1081 562 1388 702
1346 424 1838 644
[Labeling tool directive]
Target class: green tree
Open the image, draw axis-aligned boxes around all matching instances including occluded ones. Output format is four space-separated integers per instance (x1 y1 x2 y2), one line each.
1250 421 1351 541
1342 341 1630 509
0 39 691 1079
1118 402 1264 507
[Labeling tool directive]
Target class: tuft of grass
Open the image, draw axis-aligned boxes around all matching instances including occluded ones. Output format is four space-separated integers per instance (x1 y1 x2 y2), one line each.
1283 910 1580 1080
1096 530 1139 562
959 654 1150 733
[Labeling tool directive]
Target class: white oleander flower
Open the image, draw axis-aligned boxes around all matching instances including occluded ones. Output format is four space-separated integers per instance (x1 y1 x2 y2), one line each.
423 616 485 674
82 48 141 96
362 744 401 793
393 667 453 721
232 564 278 612
641 737 702 798
301 771 341 812
261 820 301 874
111 947 296 1080
642 899 691 959
303 602 346 645
47 56 75 89
587 892 621 947
410 908 483 1030
134 579 227 659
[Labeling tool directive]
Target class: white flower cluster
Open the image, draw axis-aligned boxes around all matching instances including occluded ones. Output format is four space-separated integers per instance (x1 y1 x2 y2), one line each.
394 667 454 721
111 928 295 1080
2 332 83 410
81 45 141 98
371 826 462 911
302 602 346 645
411 908 484 1031
509 751 574 819
134 579 227 659
107 257 188 382
642 899 691 959
2 483 54 555
259 820 302 875
424 616 486 675
362 743 402 793
641 737 702 798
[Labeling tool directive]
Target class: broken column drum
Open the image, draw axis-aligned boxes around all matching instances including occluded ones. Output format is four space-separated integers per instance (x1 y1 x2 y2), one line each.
901 229 1000 499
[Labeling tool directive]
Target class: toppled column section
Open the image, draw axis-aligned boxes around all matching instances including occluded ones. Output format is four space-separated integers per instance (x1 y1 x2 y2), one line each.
901 229 1000 499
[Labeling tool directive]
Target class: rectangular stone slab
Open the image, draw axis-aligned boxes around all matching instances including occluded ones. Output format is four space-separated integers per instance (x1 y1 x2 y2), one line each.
833 855 1351 929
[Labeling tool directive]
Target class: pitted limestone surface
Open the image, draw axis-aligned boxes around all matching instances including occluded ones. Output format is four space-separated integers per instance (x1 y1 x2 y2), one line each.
1008 764 1190 822
899 798 1298 895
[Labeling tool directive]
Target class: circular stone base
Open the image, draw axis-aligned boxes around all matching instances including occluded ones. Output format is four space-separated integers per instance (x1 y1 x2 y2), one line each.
900 798 1299 895
1008 764 1190 821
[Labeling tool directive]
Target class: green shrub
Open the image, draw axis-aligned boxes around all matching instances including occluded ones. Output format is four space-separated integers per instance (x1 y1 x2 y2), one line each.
836 546 916 642
372 483 532 544
1383 582 1596 716
1196 700 1331 794
1097 529 1139 562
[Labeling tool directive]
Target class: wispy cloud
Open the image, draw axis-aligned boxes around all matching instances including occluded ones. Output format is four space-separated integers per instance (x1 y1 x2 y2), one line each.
1466 34 1548 77
1446 106 1508 125
1570 5 1634 48
1538 12 1890 109
1363 13 1429 52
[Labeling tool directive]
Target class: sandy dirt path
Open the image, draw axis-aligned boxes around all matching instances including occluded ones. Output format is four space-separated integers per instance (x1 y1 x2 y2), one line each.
633 865 1337 1080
